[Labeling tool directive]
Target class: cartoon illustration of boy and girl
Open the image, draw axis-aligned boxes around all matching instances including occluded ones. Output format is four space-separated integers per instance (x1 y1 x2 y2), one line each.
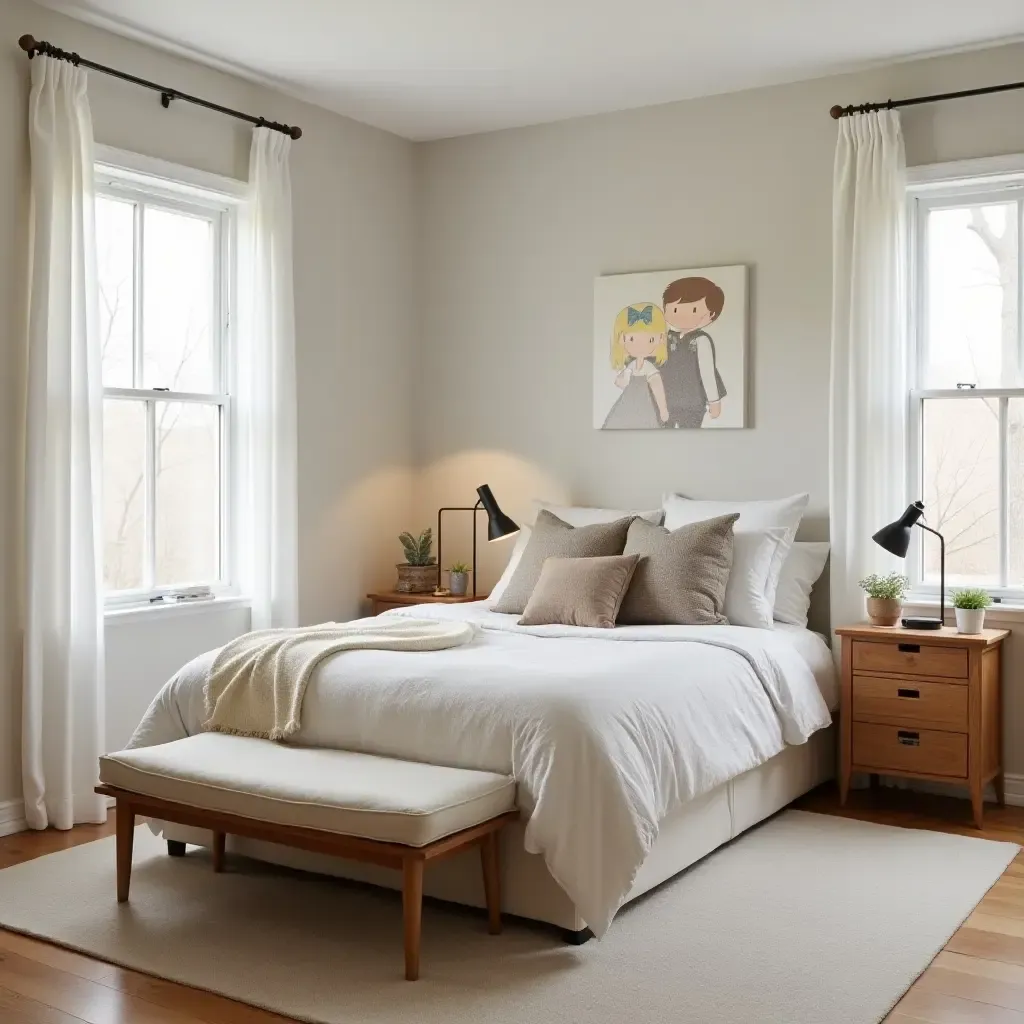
601 276 727 430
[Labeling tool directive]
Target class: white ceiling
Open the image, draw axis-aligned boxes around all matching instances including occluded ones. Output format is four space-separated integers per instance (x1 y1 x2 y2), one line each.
33 0 1024 140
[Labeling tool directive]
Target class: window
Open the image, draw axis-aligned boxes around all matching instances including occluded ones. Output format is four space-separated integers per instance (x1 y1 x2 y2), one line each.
908 162 1024 600
95 152 242 605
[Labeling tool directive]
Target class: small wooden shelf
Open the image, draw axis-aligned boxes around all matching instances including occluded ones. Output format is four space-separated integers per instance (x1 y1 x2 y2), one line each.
368 591 486 616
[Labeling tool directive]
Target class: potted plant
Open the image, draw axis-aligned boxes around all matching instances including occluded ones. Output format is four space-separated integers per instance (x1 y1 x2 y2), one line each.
952 587 991 635
396 529 438 593
447 561 471 597
858 572 909 627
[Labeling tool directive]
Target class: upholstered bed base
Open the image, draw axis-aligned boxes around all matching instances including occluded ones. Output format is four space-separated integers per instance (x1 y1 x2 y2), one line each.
153 725 835 933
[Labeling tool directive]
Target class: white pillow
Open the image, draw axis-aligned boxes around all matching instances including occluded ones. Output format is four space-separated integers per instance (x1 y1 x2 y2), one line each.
488 526 531 607
533 502 664 527
773 541 830 628
662 492 809 605
725 529 788 629
489 505 663 606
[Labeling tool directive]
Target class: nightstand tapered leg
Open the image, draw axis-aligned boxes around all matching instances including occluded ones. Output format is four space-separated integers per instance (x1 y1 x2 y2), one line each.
995 774 1005 807
970 785 985 829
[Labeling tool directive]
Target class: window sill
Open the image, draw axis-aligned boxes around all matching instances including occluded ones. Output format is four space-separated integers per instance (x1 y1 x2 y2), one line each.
104 595 251 626
904 595 1024 625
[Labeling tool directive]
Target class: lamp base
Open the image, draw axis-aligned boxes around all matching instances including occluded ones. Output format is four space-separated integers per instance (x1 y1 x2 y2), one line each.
901 615 942 630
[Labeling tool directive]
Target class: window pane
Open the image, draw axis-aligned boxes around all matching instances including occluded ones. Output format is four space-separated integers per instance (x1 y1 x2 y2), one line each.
95 197 135 388
142 207 216 392
103 399 146 591
1010 399 1024 586
922 397 1000 585
155 402 220 585
924 202 1020 388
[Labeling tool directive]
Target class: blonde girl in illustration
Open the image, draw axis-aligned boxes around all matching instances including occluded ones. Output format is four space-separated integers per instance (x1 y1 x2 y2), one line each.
601 303 669 429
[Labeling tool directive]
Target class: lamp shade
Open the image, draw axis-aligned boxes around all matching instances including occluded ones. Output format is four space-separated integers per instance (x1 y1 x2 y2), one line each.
871 500 926 559
476 484 519 541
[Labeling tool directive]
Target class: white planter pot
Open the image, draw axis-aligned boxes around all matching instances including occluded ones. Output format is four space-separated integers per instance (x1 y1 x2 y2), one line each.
954 607 986 634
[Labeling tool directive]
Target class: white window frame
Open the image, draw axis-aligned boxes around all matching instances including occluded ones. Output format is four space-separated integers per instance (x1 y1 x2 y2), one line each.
95 148 247 610
906 153 1024 604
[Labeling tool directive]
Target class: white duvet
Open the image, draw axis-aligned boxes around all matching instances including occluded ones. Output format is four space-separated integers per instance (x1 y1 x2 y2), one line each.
128 602 835 937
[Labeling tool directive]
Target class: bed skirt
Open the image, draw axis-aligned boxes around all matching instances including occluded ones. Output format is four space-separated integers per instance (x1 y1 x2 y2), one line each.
152 725 835 932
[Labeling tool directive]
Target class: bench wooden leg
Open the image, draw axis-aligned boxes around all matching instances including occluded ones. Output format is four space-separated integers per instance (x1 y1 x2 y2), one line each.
116 799 135 903
167 840 186 857
212 832 226 873
480 831 502 935
402 856 424 981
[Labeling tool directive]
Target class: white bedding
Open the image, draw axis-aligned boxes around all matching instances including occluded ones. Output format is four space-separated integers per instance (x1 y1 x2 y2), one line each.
128 602 834 936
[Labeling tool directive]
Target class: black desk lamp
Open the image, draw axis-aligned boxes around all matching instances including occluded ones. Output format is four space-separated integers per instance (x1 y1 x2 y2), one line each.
435 485 519 599
872 500 945 630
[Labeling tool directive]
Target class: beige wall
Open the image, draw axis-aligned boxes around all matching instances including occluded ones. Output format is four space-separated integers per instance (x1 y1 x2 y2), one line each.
414 42 1024 770
0 0 417 809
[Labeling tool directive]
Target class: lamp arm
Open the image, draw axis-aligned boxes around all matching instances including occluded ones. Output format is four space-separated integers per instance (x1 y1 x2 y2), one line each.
915 521 946 625
435 503 485 599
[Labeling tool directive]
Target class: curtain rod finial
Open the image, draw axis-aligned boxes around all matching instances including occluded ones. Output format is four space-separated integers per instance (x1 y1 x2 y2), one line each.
829 104 844 120
19 34 38 54
290 126 302 140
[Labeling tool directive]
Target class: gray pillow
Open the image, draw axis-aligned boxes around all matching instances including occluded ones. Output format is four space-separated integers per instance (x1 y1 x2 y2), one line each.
518 554 641 629
617 514 739 625
492 510 634 615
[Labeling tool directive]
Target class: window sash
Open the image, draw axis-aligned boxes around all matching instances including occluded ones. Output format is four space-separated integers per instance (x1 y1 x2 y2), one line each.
97 172 237 605
907 174 1024 600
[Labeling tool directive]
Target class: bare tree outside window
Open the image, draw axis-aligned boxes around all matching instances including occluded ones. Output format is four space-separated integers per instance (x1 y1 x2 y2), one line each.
917 193 1024 592
96 189 227 597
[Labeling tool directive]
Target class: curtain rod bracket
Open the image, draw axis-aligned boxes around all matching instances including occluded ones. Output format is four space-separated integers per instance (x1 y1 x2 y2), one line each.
160 91 173 109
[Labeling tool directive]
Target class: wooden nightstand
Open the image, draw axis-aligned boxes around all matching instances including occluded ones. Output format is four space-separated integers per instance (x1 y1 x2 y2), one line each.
836 624 1009 827
367 592 485 616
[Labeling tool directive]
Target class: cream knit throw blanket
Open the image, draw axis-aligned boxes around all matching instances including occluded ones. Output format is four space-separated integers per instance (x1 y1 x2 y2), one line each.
203 617 478 740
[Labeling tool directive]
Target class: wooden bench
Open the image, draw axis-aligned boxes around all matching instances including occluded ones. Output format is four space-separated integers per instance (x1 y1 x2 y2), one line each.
97 734 518 980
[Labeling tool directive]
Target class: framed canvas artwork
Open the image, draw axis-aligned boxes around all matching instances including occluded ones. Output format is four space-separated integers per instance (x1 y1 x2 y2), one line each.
593 264 748 430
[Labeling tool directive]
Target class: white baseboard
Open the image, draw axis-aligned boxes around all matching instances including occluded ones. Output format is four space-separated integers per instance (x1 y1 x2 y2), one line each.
0 799 26 838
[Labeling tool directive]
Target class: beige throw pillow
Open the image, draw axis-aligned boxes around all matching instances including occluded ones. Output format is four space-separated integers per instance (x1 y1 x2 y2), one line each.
492 510 634 615
617 514 739 625
518 554 641 628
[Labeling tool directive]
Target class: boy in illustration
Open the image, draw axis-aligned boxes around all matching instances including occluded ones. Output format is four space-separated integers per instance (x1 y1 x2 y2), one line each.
661 276 727 428
601 303 670 429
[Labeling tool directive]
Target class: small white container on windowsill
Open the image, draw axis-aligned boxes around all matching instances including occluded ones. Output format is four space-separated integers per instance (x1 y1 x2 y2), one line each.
954 607 986 635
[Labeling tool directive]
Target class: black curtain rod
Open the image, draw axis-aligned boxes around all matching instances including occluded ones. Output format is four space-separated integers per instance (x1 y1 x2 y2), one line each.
830 79 1024 120
18 34 302 139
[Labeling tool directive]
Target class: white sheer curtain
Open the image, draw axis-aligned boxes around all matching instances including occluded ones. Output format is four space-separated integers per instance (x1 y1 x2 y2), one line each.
238 127 299 629
829 110 908 636
22 56 106 830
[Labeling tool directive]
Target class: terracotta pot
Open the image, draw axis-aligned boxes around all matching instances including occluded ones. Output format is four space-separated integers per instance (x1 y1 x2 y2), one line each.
866 596 902 627
395 563 439 594
955 607 986 634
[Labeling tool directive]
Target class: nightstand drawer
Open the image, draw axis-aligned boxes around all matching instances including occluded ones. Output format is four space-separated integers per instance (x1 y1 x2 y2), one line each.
851 674 968 731
852 722 967 778
852 640 968 680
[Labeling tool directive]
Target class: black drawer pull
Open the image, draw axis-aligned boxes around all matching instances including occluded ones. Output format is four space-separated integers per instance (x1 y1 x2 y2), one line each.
897 730 920 746
898 643 921 654
897 687 920 699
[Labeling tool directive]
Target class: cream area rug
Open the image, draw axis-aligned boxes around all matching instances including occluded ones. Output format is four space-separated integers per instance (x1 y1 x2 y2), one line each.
0 810 1015 1024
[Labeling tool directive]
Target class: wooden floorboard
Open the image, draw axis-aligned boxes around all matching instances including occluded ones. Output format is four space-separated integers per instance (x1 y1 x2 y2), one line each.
0 785 1022 1021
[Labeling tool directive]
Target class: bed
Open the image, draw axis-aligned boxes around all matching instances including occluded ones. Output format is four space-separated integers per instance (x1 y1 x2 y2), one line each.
127 600 837 938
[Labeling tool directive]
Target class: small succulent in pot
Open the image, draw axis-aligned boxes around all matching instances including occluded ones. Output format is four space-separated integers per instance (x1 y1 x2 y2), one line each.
858 572 909 627
447 561 471 597
396 528 438 593
951 587 991 635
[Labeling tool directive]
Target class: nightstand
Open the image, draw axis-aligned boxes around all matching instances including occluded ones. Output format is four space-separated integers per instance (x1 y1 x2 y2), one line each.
836 624 1009 827
367 592 486 616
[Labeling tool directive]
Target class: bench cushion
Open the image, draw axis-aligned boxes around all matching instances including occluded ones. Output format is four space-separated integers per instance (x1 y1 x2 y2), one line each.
99 734 516 848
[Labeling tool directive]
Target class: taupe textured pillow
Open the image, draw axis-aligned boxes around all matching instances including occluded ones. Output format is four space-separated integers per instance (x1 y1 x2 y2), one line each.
492 510 634 615
518 554 641 628
617 514 739 625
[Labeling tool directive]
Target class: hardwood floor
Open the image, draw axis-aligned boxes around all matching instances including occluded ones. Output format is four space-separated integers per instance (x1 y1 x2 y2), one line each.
1 785 1023 1022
